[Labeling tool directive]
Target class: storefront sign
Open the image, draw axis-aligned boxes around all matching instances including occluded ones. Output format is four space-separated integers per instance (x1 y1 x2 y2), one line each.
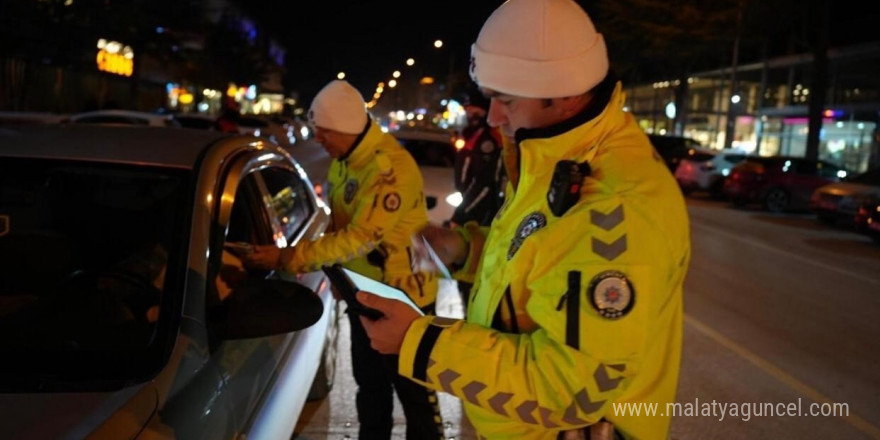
96 39 134 77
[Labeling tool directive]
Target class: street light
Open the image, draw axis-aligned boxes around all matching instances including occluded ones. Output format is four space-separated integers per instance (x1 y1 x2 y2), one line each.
392 70 401 79
406 58 415 67
337 72 345 80
434 40 443 49
388 79 397 88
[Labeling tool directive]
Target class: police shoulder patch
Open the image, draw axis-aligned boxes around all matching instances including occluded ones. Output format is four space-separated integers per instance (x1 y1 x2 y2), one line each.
507 212 547 260
344 179 358 204
383 192 401 212
588 270 635 320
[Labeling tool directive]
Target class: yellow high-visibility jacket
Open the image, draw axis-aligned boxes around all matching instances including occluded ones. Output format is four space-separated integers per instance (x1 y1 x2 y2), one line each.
398 80 690 439
279 120 437 307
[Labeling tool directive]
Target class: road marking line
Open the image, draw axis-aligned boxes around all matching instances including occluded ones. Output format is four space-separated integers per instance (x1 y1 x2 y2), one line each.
691 222 880 286
685 314 880 439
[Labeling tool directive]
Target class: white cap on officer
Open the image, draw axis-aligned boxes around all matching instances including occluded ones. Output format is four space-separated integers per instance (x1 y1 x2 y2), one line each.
309 80 368 134
469 0 609 99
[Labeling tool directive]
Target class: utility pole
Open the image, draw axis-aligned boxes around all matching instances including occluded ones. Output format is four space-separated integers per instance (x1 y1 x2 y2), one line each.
723 0 744 150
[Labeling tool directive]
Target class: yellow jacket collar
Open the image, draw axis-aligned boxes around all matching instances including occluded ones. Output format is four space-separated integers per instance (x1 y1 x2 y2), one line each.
341 119 382 170
513 77 627 171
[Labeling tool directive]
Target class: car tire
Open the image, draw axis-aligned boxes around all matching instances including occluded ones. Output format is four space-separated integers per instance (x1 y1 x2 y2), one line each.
765 188 790 213
307 303 339 401
709 179 726 200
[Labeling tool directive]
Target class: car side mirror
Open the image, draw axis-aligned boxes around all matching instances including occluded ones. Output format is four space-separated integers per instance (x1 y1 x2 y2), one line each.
216 279 323 340
426 196 438 210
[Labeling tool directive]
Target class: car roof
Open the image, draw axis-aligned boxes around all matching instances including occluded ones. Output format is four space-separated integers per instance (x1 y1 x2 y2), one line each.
0 111 69 124
175 113 215 120
0 125 232 169
391 129 454 143
69 109 173 122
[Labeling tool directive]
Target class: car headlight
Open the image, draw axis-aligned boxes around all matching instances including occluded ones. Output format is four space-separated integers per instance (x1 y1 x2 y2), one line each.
446 192 463 207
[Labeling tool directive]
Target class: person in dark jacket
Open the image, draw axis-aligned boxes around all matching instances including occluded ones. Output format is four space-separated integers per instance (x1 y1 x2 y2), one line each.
452 89 505 227
450 89 506 311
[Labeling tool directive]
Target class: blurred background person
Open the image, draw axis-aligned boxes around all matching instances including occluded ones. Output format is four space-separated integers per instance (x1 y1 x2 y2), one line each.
451 88 505 311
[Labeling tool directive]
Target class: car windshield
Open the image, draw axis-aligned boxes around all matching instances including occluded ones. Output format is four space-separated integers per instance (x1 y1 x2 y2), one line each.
0 158 191 391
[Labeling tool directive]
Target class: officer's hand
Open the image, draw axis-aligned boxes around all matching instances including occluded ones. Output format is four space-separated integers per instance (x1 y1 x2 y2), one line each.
239 245 281 270
357 291 420 354
420 224 467 267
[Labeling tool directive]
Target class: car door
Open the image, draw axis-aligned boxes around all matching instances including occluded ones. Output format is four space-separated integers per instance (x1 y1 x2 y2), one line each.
790 159 831 208
204 153 330 437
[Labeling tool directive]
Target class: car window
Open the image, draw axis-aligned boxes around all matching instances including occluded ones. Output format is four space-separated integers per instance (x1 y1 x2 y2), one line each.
722 154 747 164
687 151 715 162
816 161 842 179
396 138 455 167
208 172 273 309
0 158 190 390
258 167 314 241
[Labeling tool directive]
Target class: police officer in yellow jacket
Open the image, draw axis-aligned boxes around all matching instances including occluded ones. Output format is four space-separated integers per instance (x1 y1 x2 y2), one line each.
242 80 443 439
356 1 690 439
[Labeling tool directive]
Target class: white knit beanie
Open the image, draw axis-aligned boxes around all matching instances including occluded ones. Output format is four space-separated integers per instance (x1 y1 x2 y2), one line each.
308 80 368 134
469 0 609 99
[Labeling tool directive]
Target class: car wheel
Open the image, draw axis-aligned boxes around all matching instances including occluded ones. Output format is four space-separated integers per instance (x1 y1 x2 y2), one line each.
765 188 790 213
709 180 726 200
307 303 339 401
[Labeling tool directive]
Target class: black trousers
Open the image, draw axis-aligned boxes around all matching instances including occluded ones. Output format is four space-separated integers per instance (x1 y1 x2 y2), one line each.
348 312 443 440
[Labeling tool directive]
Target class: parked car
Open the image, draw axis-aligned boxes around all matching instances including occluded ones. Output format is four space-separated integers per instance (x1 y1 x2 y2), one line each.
391 128 459 224
237 115 296 147
0 111 69 125
855 197 880 243
174 113 218 130
674 148 748 197
810 167 880 226
0 125 338 439
647 134 705 172
268 115 312 143
69 109 181 127
723 156 845 212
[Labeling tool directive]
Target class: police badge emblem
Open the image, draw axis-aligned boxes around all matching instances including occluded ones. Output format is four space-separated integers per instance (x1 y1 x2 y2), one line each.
588 270 635 319
383 192 401 212
507 212 546 259
344 179 358 204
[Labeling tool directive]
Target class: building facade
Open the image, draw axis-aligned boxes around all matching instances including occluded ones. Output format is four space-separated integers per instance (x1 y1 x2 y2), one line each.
626 42 880 173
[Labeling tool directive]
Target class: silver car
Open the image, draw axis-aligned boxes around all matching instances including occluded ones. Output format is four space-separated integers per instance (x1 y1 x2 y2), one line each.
811 167 880 226
0 125 338 439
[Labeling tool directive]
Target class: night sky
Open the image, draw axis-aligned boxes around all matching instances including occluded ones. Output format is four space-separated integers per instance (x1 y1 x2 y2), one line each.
240 0 507 102
240 0 880 103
